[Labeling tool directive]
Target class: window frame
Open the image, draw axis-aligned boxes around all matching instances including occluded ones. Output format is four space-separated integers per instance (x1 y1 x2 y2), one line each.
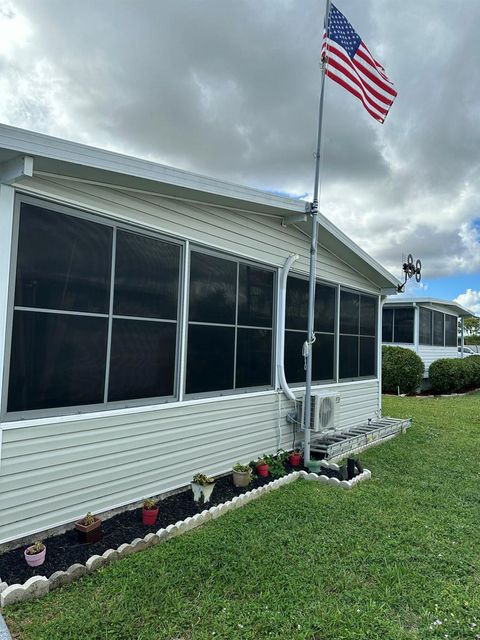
382 307 415 345
2 194 185 421
184 244 276 399
418 306 458 347
284 273 337 387
338 287 378 382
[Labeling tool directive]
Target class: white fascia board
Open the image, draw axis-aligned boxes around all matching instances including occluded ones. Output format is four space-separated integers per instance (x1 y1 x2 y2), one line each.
384 296 475 317
0 124 399 290
0 124 305 218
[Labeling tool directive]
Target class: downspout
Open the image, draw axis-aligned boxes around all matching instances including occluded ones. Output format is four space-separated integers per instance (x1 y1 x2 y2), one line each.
276 254 299 402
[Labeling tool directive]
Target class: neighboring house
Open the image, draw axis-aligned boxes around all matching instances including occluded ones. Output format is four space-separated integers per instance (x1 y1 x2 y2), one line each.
382 297 475 377
0 124 401 544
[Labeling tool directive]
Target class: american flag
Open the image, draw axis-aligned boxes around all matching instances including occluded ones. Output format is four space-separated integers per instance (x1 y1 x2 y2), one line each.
321 4 397 123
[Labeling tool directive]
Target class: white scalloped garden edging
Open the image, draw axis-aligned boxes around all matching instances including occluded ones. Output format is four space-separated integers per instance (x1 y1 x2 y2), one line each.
0 467 371 608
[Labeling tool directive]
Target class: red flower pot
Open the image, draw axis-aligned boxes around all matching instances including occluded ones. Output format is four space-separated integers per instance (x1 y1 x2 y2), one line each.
289 453 302 466
142 506 159 526
256 463 269 477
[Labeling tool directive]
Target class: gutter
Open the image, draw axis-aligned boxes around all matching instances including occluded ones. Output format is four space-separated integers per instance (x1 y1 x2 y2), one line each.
276 254 299 402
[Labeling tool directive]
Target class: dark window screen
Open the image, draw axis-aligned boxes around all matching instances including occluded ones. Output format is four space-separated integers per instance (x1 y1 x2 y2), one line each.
285 277 309 330
393 308 414 343
284 332 335 383
339 335 358 379
419 308 432 345
340 291 359 334
382 308 393 342
433 311 445 346
187 253 274 394
15 203 112 314
189 252 237 324
236 328 272 388
186 324 235 393
360 296 376 336
316 284 336 333
444 315 457 347
108 319 177 401
114 230 180 319
238 265 273 327
360 337 376 376
8 311 108 412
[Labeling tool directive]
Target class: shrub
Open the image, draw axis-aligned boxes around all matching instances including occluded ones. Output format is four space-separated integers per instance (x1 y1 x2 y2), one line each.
382 346 424 394
462 355 480 387
428 357 480 394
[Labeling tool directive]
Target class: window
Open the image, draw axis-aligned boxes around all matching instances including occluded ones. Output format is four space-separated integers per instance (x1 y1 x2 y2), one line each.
419 308 458 347
284 276 336 384
339 291 377 379
419 307 432 345
186 251 274 394
382 308 393 342
433 311 445 346
445 315 457 347
7 201 181 414
382 307 414 344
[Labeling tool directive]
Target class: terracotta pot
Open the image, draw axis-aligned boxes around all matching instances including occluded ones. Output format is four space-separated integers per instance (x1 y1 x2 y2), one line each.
256 463 269 477
24 546 46 567
232 469 251 487
75 516 102 544
289 453 302 466
142 506 159 525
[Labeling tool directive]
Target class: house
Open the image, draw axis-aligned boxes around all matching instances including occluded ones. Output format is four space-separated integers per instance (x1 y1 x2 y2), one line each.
0 124 402 545
382 297 475 377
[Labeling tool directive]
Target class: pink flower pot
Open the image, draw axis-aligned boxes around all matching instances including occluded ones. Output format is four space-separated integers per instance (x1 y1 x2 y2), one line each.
24 546 46 567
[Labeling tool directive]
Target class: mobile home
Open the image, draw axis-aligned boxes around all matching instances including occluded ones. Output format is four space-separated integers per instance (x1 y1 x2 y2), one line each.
382 297 474 377
0 124 402 544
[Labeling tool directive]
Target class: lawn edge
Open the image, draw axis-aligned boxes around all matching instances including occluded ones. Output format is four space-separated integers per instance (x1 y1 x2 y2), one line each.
0 467 371 609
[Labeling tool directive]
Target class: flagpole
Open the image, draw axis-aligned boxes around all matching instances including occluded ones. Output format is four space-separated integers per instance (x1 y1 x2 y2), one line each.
303 0 331 466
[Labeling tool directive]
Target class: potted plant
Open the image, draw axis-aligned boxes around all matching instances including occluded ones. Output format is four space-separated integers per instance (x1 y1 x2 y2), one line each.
255 457 269 478
232 463 252 488
75 512 102 544
142 498 159 525
24 540 46 567
289 449 302 466
191 473 216 503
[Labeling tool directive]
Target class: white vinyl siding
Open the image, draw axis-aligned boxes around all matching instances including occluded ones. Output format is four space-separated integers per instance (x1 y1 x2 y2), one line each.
0 380 379 543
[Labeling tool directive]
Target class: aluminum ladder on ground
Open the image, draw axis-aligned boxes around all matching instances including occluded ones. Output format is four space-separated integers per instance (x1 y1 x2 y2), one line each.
309 417 412 461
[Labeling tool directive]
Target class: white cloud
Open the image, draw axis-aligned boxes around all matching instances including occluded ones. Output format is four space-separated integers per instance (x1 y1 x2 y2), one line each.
0 0 479 287
455 289 480 316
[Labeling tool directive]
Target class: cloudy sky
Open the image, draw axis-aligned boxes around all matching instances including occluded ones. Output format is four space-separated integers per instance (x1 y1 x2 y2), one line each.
0 0 479 313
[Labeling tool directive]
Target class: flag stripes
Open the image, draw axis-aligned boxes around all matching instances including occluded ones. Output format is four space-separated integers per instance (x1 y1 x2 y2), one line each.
322 5 397 123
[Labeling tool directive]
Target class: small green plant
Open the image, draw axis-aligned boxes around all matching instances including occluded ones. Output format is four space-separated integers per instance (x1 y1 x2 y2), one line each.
26 541 45 555
143 498 157 510
192 473 215 486
255 458 267 466
232 463 251 473
262 453 286 478
83 512 96 526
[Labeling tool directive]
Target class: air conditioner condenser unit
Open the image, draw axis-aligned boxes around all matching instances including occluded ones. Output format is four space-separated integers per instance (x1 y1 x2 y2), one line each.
299 393 340 432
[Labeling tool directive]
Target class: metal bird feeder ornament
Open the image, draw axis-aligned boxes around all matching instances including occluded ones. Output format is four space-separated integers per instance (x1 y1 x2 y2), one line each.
397 253 422 292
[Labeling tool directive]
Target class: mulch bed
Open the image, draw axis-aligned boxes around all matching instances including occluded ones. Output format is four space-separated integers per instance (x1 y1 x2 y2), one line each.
0 463 342 586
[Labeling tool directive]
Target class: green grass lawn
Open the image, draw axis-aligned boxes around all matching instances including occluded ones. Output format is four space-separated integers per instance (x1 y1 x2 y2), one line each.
4 395 480 640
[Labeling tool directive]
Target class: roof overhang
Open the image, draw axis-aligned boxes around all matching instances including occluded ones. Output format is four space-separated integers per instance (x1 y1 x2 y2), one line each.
384 296 475 317
0 124 400 291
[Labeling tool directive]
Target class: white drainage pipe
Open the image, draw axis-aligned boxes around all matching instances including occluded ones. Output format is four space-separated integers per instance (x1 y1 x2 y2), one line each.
276 254 299 402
